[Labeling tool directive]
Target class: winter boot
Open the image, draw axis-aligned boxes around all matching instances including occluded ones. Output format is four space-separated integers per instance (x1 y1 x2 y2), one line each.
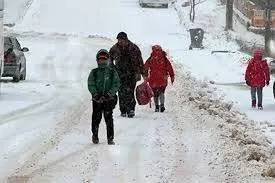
108 139 115 145
121 112 127 117
127 110 135 118
92 135 99 144
252 100 256 108
160 104 165 113
155 105 160 112
258 104 263 110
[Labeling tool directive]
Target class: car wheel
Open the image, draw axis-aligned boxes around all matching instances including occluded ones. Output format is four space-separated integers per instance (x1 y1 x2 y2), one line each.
13 75 20 82
20 74 25 80
162 4 168 8
13 66 21 82
20 69 26 80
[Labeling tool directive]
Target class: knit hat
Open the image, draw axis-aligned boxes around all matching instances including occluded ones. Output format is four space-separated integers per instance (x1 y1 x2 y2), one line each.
96 49 110 61
116 32 128 40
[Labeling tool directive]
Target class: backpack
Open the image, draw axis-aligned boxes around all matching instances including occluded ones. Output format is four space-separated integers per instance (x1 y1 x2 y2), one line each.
136 81 154 105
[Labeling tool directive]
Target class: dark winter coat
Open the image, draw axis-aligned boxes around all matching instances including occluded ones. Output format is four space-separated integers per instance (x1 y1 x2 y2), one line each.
144 46 175 89
109 41 144 81
88 63 120 97
245 50 270 88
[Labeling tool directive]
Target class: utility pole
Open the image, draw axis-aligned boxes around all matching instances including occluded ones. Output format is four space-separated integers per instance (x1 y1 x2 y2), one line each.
264 0 272 56
225 0 234 31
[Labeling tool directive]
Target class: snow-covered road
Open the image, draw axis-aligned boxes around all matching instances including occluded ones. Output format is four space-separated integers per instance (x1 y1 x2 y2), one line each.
0 34 114 178
1 0 275 182
8 75 227 182
2 0 190 181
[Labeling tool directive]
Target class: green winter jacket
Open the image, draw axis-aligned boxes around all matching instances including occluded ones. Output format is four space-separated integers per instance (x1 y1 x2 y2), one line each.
88 63 120 97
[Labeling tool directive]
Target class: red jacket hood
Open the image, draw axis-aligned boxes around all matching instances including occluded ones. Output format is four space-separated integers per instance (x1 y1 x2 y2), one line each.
253 49 263 60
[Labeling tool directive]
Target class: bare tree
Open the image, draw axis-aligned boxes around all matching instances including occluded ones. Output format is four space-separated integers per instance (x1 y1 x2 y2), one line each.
189 0 207 22
225 0 234 31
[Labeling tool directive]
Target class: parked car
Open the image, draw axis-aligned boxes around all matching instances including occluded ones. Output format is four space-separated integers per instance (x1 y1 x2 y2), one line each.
269 59 275 74
139 0 169 8
3 36 29 82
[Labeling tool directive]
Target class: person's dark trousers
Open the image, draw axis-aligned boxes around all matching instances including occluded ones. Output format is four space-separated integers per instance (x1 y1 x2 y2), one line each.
92 100 114 141
152 87 166 106
251 87 263 107
118 76 137 114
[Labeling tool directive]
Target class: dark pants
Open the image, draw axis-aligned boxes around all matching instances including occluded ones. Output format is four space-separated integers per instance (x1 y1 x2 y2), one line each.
92 100 114 140
152 87 166 106
118 77 136 114
251 87 263 106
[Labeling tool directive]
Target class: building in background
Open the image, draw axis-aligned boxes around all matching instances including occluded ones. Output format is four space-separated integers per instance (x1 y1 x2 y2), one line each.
234 0 275 29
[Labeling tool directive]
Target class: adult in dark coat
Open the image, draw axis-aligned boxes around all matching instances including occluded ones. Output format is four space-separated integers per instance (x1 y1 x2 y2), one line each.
109 32 145 118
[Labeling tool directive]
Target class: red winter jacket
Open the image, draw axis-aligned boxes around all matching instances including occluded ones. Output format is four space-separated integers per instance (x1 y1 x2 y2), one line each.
245 50 270 87
144 45 175 89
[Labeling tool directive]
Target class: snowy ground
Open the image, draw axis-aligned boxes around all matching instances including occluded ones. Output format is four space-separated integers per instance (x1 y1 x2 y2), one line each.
172 0 275 146
1 0 275 182
0 34 114 177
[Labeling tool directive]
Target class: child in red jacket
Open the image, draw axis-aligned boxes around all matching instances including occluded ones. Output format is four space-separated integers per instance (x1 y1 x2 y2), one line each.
245 49 270 110
144 45 175 112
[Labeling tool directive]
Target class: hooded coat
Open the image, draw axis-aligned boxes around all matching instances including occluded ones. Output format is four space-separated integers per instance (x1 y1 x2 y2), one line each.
88 50 120 97
109 41 144 80
245 50 270 87
144 45 175 89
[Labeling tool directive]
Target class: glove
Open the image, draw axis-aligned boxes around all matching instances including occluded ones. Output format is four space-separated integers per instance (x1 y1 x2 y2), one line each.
245 80 250 86
93 94 104 103
99 96 106 103
104 92 114 100
92 94 100 101
266 80 270 86
171 76 175 84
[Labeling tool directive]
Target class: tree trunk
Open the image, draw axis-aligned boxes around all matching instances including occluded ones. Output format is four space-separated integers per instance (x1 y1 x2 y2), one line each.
189 0 192 21
225 0 234 31
192 0 195 22
265 0 272 56
190 0 195 22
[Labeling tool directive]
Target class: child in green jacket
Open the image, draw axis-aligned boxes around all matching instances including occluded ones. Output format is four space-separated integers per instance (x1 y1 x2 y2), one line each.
88 49 120 145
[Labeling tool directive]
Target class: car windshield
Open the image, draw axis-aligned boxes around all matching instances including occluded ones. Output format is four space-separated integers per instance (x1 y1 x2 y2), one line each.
4 37 13 52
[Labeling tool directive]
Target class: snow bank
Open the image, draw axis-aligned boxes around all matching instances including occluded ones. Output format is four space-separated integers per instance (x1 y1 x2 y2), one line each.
173 62 275 181
172 0 275 150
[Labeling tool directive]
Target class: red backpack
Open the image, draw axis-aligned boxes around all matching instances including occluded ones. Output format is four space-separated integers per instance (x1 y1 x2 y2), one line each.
136 81 154 105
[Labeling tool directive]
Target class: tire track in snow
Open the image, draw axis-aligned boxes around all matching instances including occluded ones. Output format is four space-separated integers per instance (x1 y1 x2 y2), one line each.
11 68 226 182
0 97 53 125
